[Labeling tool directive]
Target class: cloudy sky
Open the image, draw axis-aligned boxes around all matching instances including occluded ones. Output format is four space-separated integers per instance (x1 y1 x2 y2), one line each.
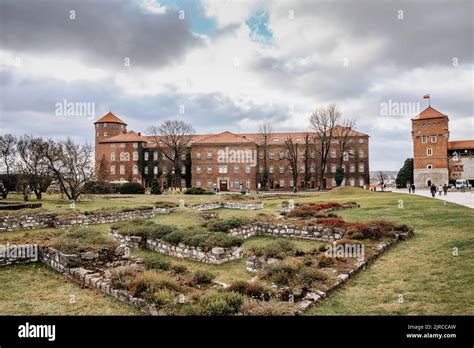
0 0 472 170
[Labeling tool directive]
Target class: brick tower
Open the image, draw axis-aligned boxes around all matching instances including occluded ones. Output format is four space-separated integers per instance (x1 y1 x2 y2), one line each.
411 106 449 187
94 112 127 145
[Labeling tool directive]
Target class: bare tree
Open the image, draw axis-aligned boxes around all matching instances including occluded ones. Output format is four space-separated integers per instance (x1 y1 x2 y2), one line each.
283 136 299 193
147 120 195 188
257 120 273 188
310 104 341 190
41 138 94 201
16 135 52 199
0 134 17 174
302 132 314 189
335 118 356 168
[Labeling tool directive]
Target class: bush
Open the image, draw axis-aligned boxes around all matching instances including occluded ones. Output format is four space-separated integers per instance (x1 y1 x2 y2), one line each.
51 227 118 254
144 257 171 271
150 177 162 195
128 270 180 300
185 187 215 195
315 217 347 228
394 223 412 232
109 265 141 289
171 264 187 274
204 217 250 233
249 240 298 259
154 201 178 209
265 258 302 286
227 280 272 299
241 299 295 315
297 267 328 286
198 291 245 316
82 181 120 194
119 182 145 194
318 255 335 268
193 270 216 284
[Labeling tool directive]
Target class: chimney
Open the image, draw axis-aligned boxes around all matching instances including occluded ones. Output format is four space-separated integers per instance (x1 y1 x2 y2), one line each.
138 132 141 136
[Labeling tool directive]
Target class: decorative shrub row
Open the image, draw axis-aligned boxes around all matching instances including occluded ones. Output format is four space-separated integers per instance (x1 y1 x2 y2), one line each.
286 201 359 218
0 201 42 210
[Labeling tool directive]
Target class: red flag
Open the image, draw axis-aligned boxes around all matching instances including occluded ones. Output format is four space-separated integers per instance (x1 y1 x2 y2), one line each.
423 94 430 99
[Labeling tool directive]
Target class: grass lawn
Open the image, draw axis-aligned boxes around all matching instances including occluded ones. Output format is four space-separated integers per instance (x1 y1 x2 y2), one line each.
0 188 472 315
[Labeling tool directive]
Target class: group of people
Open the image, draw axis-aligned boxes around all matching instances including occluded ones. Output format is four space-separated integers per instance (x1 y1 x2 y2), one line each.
408 184 416 193
430 183 448 197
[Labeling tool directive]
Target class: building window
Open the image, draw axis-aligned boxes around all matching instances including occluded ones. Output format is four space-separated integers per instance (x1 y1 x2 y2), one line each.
111 152 115 161
279 179 284 188
196 180 201 188
207 166 212 174
273 137 279 142
111 165 116 174
246 179 251 189
359 178 364 186
196 151 201 159
331 164 337 173
196 166 202 174
181 166 186 175
427 148 433 156
427 164 432 169
279 151 285 160
120 152 130 161
350 164 355 172
111 144 115 148
310 165 315 173
144 152 149 161
234 165 240 174
133 142 138 148
279 166 285 174
359 149 364 157
162 167 167 175
299 165 305 173
331 148 336 158
133 152 138 161
359 138 364 143
332 179 337 187
269 151 274 159
133 165 138 175
104 124 107 128
207 180 213 188
120 143 125 147
181 154 186 160
144 166 148 175
103 132 108 136
290 179 294 187
350 178 355 187
162 153 166 160
431 135 437 143
421 136 428 143
359 163 364 172
245 165 251 174
259 151 264 159
153 152 158 161
153 166 158 174
342 164 345 172
311 150 316 159
235 180 241 189
120 165 125 175
269 166 274 174
207 150 212 159
219 165 227 174
259 166 263 174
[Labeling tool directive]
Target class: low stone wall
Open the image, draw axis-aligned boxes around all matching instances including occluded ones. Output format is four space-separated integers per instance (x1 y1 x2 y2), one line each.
0 213 55 232
110 229 243 264
229 222 344 242
192 201 263 211
53 207 172 228
0 207 173 232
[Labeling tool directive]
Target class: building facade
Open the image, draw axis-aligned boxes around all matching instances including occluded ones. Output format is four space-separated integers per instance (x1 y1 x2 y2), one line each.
94 112 370 191
411 106 474 187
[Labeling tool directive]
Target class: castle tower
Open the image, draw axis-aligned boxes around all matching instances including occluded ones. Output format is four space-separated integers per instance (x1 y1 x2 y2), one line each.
411 106 449 187
94 112 127 145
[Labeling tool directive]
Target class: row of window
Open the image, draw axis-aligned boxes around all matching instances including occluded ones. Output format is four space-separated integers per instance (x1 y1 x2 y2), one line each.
193 148 365 160
421 135 438 144
111 165 137 175
195 178 366 189
143 166 186 175
195 165 252 174
258 163 365 174
111 152 138 161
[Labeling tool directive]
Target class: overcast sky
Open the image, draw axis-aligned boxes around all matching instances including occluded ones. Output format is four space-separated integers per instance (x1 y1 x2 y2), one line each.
0 0 472 170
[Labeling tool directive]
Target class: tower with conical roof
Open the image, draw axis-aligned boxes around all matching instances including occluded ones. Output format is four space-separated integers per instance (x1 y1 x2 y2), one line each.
411 106 449 187
94 112 128 146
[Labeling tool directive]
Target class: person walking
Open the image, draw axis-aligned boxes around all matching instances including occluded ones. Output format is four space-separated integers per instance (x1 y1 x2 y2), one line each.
438 185 443 196
411 184 416 193
430 184 436 197
408 185 412 193
443 184 448 196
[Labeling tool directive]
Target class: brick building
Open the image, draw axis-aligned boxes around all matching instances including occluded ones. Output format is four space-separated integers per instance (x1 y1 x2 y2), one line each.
94 112 370 191
411 106 474 187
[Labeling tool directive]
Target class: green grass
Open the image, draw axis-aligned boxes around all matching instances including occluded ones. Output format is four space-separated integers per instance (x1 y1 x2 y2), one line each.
0 187 472 315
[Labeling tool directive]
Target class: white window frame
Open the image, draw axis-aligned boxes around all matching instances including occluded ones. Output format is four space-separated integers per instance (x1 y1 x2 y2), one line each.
111 165 116 174
219 165 227 174
427 148 433 156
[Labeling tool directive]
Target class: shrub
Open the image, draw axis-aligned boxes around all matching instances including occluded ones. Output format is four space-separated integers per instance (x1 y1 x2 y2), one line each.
145 257 171 271
171 264 187 274
315 217 347 228
185 187 215 195
109 265 141 289
205 217 250 233
128 270 180 299
152 288 175 306
150 178 162 195
348 231 364 240
82 181 119 194
198 291 245 316
318 255 335 268
227 280 272 299
51 227 118 254
119 182 145 194
249 240 298 259
154 201 178 209
265 258 302 286
394 223 412 232
297 267 328 286
193 270 216 284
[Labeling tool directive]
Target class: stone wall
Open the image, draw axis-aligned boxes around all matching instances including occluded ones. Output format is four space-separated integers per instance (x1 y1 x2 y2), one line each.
0 213 55 232
229 222 344 242
110 229 243 264
0 207 172 232
192 201 263 211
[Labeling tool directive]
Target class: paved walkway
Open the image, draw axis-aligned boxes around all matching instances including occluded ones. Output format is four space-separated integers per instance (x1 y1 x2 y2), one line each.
394 188 474 209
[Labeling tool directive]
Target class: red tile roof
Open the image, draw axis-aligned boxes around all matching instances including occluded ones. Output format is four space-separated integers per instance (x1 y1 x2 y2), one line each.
99 131 148 143
412 106 448 120
194 131 255 144
448 140 474 150
94 112 127 125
